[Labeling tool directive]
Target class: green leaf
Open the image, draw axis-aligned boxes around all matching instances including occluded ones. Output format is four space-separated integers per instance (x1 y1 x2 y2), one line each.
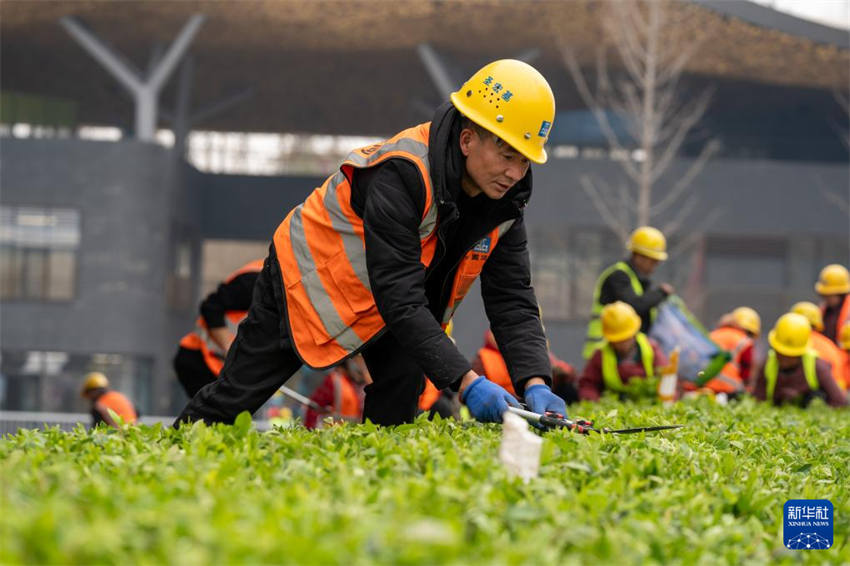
233 411 253 435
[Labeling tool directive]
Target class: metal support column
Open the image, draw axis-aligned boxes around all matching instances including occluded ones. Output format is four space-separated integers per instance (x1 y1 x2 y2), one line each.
60 14 206 142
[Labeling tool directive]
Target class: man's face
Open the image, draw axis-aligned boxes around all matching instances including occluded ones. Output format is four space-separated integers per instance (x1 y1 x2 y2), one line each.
632 253 660 276
822 294 843 308
459 127 529 199
611 336 637 356
776 352 801 370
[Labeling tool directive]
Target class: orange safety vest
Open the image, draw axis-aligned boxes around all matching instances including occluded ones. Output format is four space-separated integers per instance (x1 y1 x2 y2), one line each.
810 330 848 392
822 295 850 343
329 369 362 419
842 352 850 391
97 391 137 424
179 259 265 375
707 326 752 393
273 123 515 369
478 347 516 397
418 379 441 411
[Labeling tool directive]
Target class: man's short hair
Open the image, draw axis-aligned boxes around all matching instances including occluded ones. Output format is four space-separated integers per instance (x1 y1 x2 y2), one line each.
460 116 506 149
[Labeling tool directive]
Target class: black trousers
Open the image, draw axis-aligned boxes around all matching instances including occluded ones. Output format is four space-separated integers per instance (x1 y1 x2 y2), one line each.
173 346 218 399
175 252 427 426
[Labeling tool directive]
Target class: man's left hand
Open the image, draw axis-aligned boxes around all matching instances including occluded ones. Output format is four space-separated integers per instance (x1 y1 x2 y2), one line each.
524 384 568 417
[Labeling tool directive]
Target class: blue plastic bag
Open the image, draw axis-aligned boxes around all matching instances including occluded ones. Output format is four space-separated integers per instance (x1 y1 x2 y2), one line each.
649 295 729 384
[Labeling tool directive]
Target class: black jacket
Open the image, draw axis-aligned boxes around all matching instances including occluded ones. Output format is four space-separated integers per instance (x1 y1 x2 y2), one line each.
199 272 259 329
599 259 668 334
348 103 551 394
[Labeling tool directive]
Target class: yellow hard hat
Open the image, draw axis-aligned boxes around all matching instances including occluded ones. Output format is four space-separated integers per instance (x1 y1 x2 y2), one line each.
768 313 812 357
790 301 824 332
839 322 850 350
601 301 641 343
814 264 850 295
731 306 761 336
626 226 668 261
81 371 109 395
450 59 555 164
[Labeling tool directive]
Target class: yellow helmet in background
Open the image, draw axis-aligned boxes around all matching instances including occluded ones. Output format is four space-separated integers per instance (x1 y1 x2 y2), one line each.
626 226 668 261
601 301 641 343
731 306 761 336
81 372 109 395
451 59 555 164
839 323 850 350
768 313 812 357
814 264 850 295
790 301 824 332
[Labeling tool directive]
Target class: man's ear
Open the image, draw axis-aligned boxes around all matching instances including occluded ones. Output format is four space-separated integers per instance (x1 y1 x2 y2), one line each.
459 128 474 157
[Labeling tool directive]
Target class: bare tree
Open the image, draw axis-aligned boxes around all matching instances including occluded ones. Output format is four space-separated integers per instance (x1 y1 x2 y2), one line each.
557 0 721 243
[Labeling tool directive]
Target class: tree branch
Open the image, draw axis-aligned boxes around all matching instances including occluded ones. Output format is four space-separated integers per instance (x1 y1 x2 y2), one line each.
580 175 630 241
651 138 721 216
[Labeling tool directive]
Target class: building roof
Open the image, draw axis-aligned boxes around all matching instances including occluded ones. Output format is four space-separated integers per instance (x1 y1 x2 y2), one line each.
2 0 848 136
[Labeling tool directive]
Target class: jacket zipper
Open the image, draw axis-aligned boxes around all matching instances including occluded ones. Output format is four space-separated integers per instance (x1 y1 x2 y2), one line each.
433 199 524 310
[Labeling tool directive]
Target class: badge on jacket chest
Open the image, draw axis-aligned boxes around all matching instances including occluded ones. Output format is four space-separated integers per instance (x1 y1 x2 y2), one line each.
473 237 492 254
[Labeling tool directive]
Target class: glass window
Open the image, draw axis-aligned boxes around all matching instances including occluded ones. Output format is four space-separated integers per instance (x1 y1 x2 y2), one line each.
0 206 79 301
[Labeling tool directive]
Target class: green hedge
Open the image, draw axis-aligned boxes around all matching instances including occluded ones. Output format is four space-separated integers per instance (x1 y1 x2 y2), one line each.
1 397 847 565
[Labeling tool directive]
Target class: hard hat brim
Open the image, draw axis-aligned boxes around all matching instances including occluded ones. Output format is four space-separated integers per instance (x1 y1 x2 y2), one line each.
768 330 809 357
814 282 850 295
628 245 668 261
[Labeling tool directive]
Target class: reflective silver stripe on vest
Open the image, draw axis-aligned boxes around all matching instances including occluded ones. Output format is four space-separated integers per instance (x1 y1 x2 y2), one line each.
322 171 372 290
290 133 436 355
440 219 516 324
419 199 438 240
346 138 437 242
290 205 365 352
347 138 430 168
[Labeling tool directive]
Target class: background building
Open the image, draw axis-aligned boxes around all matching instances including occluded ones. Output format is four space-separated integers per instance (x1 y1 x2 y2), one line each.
1 0 848 415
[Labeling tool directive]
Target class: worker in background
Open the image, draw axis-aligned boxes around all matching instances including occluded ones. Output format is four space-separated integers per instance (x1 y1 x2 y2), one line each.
579 301 668 401
472 329 577 403
752 313 847 408
791 301 848 391
304 355 371 429
550 356 579 405
473 329 516 396
176 60 566 427
838 323 850 390
583 226 674 359
707 306 760 395
815 264 850 346
80 372 138 428
173 259 265 398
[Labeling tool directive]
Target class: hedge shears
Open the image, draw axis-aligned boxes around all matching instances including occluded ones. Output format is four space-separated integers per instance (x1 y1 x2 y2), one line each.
507 407 683 435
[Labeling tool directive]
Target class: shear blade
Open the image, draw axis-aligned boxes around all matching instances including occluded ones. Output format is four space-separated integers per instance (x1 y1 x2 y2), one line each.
603 424 684 434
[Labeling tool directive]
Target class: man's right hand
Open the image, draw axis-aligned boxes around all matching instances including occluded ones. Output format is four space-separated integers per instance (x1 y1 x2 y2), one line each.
660 283 675 296
461 376 520 423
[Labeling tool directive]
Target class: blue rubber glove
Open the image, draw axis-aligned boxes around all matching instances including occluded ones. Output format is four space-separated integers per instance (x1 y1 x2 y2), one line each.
462 376 521 423
524 384 568 418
